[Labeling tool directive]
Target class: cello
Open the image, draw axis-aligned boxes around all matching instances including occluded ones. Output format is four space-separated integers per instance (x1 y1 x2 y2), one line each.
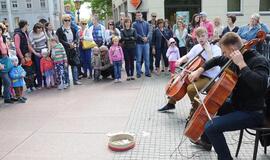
165 40 219 101
184 31 266 142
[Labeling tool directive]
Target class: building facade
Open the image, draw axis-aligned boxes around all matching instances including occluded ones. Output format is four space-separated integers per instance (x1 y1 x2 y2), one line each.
112 0 270 27
0 0 64 32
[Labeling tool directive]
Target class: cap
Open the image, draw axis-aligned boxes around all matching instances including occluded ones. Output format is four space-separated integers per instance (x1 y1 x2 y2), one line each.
200 12 207 17
168 38 176 45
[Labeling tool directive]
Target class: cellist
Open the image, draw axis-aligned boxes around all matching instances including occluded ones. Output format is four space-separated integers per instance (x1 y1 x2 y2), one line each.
188 32 270 160
158 27 221 121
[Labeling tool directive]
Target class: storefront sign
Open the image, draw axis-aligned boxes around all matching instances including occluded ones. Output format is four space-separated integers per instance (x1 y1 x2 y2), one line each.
131 0 142 9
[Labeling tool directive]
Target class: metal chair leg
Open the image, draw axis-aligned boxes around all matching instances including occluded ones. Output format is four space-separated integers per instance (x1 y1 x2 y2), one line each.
253 131 261 160
235 129 244 157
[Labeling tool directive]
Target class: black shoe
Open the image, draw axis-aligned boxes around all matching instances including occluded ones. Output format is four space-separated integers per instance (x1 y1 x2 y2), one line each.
127 78 131 81
130 77 135 80
136 74 141 78
158 103 175 112
18 98 26 103
191 139 212 151
11 97 18 101
145 74 152 77
22 97 27 101
4 99 14 104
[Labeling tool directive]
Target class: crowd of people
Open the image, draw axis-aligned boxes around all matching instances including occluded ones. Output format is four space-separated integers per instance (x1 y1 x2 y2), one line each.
1 3 270 159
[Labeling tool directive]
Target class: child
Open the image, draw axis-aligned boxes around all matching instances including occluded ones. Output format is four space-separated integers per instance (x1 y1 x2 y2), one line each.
91 46 101 81
40 48 55 88
109 37 124 83
166 38 180 77
22 53 36 93
50 38 68 90
9 55 26 103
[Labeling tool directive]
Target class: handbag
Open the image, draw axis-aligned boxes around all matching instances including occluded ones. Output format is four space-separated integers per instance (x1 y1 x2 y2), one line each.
82 40 97 49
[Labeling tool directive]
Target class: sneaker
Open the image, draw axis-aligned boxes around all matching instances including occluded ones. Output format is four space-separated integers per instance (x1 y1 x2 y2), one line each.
64 84 69 89
4 99 14 104
114 79 118 83
18 98 26 103
191 139 212 151
26 88 32 93
136 74 141 78
31 87 36 91
127 77 131 81
11 97 18 102
58 85 64 90
158 103 176 112
130 77 135 80
36 86 42 90
73 81 82 85
118 79 122 82
21 97 27 101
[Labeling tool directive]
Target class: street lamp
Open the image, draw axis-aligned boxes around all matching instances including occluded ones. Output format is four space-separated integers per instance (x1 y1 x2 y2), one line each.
74 0 82 22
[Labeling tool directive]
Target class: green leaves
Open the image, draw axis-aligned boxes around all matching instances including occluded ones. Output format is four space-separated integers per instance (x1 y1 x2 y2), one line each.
83 0 112 20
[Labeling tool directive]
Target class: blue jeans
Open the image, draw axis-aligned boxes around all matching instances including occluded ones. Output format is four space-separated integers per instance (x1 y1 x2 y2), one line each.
136 43 150 76
65 65 78 84
79 46 92 76
204 105 264 160
71 66 79 82
1 73 11 100
113 61 122 79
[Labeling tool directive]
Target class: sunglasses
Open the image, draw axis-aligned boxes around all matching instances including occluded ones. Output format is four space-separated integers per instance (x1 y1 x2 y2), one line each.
82 23 87 25
109 23 114 25
152 16 156 17
64 19 71 22
170 42 176 44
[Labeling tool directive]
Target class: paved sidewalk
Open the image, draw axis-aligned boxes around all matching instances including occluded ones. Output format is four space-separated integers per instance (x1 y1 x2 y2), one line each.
0 73 269 160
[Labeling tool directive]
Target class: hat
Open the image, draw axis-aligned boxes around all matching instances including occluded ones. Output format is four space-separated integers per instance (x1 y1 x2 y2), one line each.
168 38 176 45
151 12 157 17
200 12 207 17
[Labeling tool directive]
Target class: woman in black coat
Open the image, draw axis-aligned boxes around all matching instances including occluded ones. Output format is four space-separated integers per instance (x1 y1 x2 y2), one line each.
56 14 81 85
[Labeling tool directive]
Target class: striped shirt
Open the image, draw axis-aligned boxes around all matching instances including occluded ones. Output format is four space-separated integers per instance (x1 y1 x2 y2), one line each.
51 43 67 64
29 31 48 52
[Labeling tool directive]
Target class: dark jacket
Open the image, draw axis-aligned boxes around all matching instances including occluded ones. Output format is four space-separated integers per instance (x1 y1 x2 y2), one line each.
56 26 80 66
14 28 29 55
121 28 137 48
221 26 239 37
152 27 173 49
203 50 270 112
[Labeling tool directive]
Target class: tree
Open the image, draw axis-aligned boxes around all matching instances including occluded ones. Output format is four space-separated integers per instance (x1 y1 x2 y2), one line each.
83 0 112 20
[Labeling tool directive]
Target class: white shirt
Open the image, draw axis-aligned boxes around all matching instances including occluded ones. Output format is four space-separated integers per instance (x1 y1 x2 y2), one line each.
186 43 222 78
166 46 180 61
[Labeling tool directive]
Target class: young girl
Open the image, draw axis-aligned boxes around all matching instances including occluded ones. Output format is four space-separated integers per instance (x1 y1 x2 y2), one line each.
91 46 101 81
109 37 124 83
50 38 69 90
22 53 36 93
9 55 26 103
166 38 180 77
40 48 55 88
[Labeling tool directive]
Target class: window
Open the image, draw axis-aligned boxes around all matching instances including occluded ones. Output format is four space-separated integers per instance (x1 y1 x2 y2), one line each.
40 0 46 8
1 1 6 9
11 0 18 8
260 0 270 12
227 0 241 12
26 0 32 8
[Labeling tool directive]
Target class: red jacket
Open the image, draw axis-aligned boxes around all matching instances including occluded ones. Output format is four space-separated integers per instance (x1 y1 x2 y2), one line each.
40 57 54 74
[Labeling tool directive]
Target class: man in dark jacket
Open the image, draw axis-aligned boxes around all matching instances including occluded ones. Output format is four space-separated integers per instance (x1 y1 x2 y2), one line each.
187 32 270 160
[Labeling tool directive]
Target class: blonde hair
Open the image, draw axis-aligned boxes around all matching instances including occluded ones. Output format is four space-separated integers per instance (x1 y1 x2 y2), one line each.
195 27 208 37
92 47 100 54
213 17 222 26
61 14 71 21
112 36 120 42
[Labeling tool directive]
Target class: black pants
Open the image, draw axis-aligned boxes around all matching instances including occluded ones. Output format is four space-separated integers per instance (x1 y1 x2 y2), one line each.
155 47 168 68
123 47 135 77
179 47 187 57
101 66 114 79
149 46 154 71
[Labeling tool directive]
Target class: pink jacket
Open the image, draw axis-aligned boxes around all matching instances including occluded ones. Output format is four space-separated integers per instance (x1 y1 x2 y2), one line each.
200 20 214 39
109 45 124 64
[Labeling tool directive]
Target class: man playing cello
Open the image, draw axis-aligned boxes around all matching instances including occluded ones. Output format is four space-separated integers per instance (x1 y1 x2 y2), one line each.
188 32 270 160
158 27 221 122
